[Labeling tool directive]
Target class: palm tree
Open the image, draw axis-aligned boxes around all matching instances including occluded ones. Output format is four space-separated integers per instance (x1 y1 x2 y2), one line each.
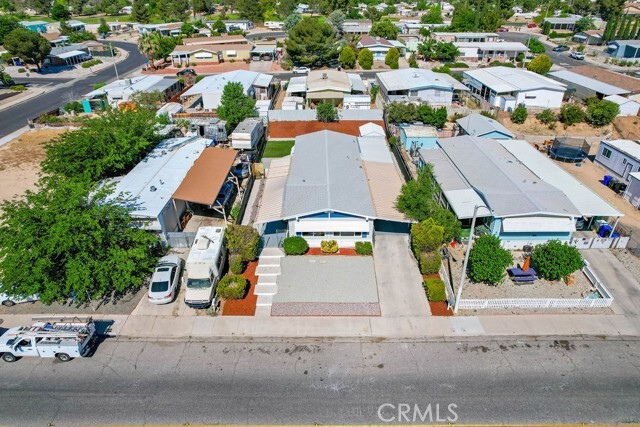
138 32 161 69
343 34 362 51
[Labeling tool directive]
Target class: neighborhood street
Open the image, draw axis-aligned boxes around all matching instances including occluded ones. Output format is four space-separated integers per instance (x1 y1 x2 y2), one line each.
0 41 147 139
0 339 638 425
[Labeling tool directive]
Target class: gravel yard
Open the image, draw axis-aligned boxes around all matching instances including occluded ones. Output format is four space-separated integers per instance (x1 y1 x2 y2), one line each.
447 247 612 315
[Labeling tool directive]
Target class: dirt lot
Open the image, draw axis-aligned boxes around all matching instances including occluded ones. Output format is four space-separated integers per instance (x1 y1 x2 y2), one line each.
612 116 640 140
0 129 65 209
269 120 385 138
498 113 613 137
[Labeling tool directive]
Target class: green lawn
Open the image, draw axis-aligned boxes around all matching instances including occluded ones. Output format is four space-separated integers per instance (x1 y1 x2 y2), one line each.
263 140 294 158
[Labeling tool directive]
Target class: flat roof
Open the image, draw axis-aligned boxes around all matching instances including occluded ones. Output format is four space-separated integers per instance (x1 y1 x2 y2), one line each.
377 69 457 92
464 67 566 93
181 70 264 98
172 147 237 205
401 124 438 138
111 137 209 221
454 42 528 51
427 136 581 218
548 70 630 96
570 65 640 93
306 70 352 94
604 94 640 106
54 50 89 59
602 139 640 161
456 113 515 138
499 140 622 217
84 75 176 98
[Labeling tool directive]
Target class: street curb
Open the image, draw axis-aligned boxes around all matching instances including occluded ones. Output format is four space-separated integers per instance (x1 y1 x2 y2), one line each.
0 89 46 111
105 334 640 343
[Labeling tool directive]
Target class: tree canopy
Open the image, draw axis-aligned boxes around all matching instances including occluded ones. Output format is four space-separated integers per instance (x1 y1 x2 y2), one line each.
358 48 373 70
468 235 513 284
531 240 584 280
0 15 19 45
131 0 151 23
586 99 619 127
0 177 161 304
42 109 161 182
369 18 399 40
316 102 339 122
3 28 51 71
217 81 257 133
385 47 400 69
285 17 338 66
421 5 443 24
339 45 356 69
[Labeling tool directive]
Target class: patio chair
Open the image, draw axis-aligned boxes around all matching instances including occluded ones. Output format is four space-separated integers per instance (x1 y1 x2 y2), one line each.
507 267 538 284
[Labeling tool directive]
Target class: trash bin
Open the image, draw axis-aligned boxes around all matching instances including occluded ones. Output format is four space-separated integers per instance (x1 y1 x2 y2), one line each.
603 175 613 186
598 224 612 238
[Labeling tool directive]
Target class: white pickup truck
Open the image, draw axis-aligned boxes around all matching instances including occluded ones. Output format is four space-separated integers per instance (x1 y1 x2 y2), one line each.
184 226 227 309
0 317 97 362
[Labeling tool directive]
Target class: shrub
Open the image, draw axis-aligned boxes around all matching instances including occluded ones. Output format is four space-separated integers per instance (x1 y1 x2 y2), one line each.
320 239 339 254
17 68 26 73
419 251 441 275
510 105 528 124
92 82 106 90
316 102 338 123
225 224 260 261
526 54 552 75
64 101 84 114
388 136 397 145
424 278 446 302
385 47 400 69
229 254 245 274
230 204 241 221
358 48 373 70
446 61 469 68
531 240 584 281
176 63 182 68
283 236 308 255
370 84 379 103
536 108 557 126
586 100 619 127
411 218 444 255
467 235 513 284
559 104 585 126
195 75 205 83
216 274 248 299
355 241 373 255
9 85 27 91
490 60 515 68
339 45 356 69
80 59 103 68
408 53 418 68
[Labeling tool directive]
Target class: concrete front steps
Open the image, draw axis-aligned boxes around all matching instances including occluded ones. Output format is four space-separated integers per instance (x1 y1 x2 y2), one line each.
254 248 284 316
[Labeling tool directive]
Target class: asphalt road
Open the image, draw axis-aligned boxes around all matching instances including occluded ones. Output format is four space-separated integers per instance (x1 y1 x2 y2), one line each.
501 32 587 68
0 41 147 139
0 339 638 425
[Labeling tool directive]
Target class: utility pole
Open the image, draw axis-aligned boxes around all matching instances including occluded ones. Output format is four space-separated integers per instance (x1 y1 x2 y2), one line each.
453 204 489 314
110 43 119 80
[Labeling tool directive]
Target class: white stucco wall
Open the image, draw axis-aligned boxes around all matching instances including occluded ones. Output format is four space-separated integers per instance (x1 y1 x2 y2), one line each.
289 217 374 248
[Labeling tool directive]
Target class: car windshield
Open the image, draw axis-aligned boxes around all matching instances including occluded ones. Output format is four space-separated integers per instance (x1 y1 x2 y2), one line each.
187 278 211 289
150 281 170 293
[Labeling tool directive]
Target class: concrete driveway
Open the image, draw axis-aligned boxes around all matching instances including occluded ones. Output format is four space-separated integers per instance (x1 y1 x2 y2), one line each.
582 249 640 315
374 234 431 317
131 287 199 316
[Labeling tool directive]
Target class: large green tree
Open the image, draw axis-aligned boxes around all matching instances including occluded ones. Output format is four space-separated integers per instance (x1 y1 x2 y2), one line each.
131 0 151 23
421 5 443 24
217 81 257 133
43 109 161 182
0 177 161 304
385 47 399 69
357 47 373 70
50 0 70 19
3 28 52 71
0 15 20 45
236 0 265 23
328 9 345 37
599 0 625 21
277 0 297 17
339 45 356 69
285 17 338 66
369 18 398 40
574 16 595 33
467 234 513 284
531 240 583 281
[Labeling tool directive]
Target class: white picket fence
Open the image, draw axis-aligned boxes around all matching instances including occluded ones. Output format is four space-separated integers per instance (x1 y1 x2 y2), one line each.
455 265 614 310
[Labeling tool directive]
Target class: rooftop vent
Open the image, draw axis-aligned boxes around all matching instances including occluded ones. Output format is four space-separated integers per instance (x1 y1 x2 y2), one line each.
322 72 328 79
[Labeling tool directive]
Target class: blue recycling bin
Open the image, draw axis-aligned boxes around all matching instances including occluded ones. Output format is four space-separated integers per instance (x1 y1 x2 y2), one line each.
598 224 612 237
603 175 613 186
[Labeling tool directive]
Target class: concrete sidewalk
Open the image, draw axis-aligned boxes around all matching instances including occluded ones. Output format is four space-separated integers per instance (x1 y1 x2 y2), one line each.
2 312 639 341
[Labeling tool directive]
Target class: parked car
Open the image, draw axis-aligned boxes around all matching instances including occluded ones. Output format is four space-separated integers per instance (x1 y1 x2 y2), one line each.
498 27 509 32
292 66 310 74
553 45 570 52
147 255 183 305
527 23 537 28
215 181 237 208
0 293 38 307
232 162 251 179
176 68 197 76
569 51 585 60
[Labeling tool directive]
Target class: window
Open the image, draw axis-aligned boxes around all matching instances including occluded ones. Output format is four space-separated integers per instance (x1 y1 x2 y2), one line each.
623 158 627 165
602 147 612 159
524 95 536 99
301 232 325 237
333 232 362 237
